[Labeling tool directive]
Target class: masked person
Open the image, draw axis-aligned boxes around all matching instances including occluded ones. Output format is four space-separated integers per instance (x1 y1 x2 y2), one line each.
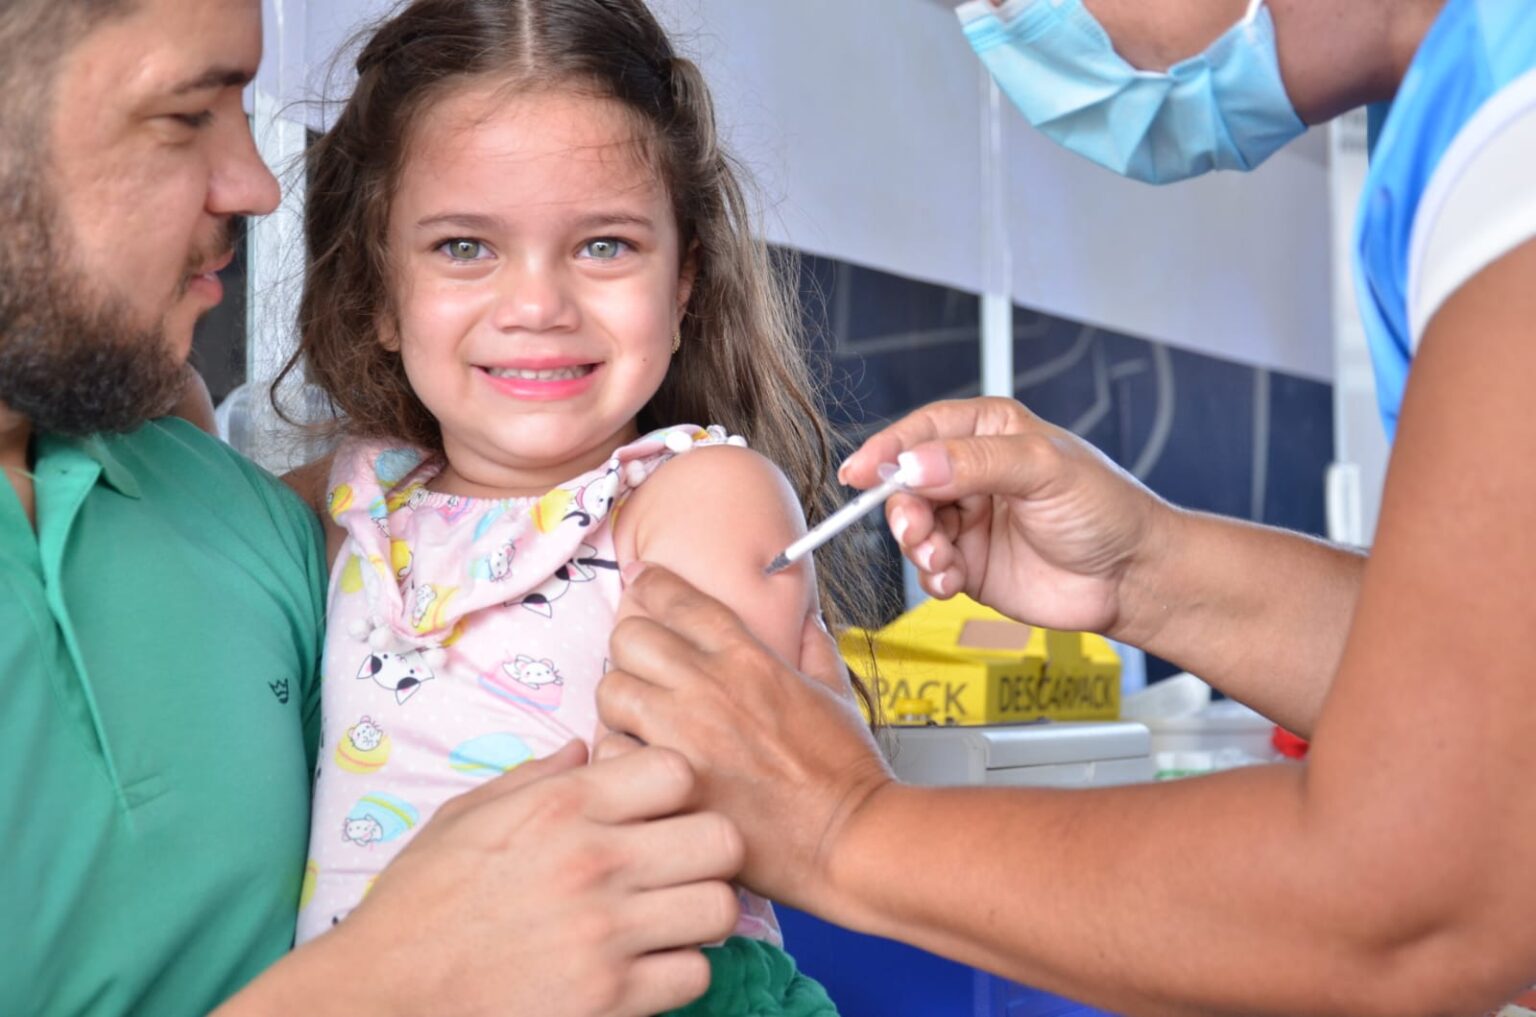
597 0 1536 1013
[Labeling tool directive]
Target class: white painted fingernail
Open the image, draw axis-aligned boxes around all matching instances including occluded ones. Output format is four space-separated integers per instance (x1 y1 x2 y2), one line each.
916 542 936 573
933 571 951 596
890 511 909 545
896 451 925 486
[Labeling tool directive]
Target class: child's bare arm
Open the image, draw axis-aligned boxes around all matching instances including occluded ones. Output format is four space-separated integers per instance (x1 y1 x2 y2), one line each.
614 445 819 673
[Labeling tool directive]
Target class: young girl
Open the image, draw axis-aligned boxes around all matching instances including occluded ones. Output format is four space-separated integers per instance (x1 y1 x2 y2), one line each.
282 0 871 1011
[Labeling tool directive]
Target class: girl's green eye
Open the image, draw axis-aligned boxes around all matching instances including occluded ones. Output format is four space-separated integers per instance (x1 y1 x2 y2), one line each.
443 239 484 260
584 239 626 260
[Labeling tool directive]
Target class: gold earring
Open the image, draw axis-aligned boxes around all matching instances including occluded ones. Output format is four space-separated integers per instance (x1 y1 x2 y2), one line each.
671 328 682 354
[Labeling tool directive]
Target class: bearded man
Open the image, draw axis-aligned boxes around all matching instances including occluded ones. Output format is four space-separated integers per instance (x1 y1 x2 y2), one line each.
0 2 747 1015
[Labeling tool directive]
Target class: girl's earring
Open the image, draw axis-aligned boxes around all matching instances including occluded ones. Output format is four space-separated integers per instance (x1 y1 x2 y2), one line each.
671 328 682 355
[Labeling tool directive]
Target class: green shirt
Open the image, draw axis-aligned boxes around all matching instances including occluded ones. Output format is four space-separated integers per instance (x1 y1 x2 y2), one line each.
1 419 326 1016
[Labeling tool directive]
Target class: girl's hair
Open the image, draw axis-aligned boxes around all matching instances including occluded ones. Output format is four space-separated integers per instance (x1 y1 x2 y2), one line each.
280 0 883 715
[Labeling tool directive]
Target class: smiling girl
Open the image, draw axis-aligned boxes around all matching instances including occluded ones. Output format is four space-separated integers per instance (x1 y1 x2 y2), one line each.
280 0 865 1011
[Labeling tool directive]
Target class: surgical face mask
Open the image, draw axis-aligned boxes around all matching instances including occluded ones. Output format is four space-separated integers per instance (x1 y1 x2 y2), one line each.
957 0 1306 184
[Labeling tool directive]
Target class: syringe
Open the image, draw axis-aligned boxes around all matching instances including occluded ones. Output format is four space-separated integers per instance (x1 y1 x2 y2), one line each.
764 463 910 576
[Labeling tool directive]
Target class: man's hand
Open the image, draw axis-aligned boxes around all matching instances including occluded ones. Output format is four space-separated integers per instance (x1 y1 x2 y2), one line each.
598 566 893 919
217 741 743 1017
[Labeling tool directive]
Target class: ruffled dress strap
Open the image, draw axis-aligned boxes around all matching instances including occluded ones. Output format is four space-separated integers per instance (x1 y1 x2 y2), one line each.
324 426 743 654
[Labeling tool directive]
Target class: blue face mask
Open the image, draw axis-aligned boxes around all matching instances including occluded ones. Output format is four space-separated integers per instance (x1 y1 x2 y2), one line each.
958 0 1306 184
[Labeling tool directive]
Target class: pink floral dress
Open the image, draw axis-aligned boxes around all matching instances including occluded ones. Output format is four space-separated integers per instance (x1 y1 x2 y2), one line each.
295 424 780 947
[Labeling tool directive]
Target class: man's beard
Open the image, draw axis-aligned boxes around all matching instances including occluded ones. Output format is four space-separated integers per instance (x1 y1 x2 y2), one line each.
0 161 199 437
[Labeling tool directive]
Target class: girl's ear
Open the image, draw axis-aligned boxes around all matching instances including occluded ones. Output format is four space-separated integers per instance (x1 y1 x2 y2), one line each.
379 314 402 353
675 239 700 318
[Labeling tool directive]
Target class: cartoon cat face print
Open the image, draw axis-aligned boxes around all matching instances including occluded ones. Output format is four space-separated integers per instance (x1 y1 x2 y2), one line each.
565 467 619 527
349 717 384 751
343 816 384 846
509 543 617 618
356 650 436 704
411 585 437 628
505 655 563 688
489 541 515 582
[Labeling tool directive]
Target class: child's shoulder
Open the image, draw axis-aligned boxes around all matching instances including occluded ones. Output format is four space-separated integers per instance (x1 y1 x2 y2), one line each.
329 438 434 496
615 427 817 662
625 424 797 514
617 427 805 566
638 439 790 504
316 437 437 562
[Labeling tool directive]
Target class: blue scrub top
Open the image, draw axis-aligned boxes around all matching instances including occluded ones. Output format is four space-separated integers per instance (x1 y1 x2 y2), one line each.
1354 0 1536 438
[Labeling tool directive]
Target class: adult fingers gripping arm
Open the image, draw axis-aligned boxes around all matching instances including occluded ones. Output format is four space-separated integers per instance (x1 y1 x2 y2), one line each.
844 397 1363 736
598 566 891 913
213 740 742 1017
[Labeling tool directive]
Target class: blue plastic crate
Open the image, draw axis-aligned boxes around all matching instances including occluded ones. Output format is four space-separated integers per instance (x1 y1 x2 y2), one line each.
777 906 1117 1017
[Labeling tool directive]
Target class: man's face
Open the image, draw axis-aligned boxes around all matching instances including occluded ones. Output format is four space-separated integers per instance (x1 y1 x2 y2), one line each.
0 0 277 436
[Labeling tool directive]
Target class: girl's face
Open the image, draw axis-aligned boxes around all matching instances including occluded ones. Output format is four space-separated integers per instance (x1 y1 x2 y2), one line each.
386 84 693 497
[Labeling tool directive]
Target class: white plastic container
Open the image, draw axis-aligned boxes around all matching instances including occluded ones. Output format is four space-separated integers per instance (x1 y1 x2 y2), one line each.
1121 672 1284 776
886 722 1156 789
1143 699 1279 760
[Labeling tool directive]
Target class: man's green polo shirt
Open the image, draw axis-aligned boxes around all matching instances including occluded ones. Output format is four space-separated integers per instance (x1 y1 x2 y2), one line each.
1 419 326 1016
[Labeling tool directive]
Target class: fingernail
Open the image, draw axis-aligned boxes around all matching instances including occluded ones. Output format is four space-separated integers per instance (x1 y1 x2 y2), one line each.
933 571 951 596
916 542 936 573
890 510 909 546
621 561 650 585
897 446 953 489
836 456 854 485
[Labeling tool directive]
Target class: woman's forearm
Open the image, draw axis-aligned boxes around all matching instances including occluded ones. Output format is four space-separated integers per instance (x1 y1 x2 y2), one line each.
1116 507 1365 735
825 765 1489 1017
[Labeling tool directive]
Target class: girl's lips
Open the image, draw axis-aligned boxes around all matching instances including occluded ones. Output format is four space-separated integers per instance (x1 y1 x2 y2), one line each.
476 363 601 401
481 361 596 377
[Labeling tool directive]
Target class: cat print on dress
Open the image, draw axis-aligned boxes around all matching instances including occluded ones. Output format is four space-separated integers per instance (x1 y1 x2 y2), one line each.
504 655 563 688
356 649 436 704
349 717 385 751
343 815 385 847
510 543 618 618
488 540 515 582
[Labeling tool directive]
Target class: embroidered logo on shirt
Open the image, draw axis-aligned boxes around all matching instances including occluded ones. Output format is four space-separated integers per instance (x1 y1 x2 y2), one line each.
269 679 291 705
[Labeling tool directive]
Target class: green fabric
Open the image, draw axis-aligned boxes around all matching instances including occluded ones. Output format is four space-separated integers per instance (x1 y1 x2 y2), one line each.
661 937 840 1016
0 419 326 1016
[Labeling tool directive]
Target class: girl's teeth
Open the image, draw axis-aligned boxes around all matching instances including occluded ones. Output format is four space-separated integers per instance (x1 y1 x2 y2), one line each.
489 366 590 381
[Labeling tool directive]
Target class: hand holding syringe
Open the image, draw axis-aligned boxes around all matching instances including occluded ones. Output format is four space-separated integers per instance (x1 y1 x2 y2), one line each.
764 463 911 576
